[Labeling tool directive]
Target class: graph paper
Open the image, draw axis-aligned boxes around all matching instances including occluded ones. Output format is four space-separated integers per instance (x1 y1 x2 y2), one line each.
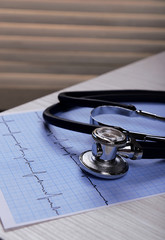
0 103 164 230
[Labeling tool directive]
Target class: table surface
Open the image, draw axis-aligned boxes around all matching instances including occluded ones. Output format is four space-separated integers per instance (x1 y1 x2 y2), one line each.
1 52 165 240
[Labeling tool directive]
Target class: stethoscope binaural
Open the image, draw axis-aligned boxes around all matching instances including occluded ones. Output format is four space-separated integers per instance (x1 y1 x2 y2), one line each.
43 90 165 179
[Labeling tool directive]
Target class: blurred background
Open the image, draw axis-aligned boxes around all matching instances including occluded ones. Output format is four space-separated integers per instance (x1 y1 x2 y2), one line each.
0 0 165 110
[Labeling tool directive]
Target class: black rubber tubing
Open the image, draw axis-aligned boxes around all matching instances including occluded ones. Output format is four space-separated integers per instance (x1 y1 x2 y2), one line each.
43 90 165 159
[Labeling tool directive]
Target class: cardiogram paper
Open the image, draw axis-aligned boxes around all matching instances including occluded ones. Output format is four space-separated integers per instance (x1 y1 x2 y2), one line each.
0 103 164 229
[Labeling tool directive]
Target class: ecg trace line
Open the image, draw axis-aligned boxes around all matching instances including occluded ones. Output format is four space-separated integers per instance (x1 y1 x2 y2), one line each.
1 116 62 215
35 112 109 206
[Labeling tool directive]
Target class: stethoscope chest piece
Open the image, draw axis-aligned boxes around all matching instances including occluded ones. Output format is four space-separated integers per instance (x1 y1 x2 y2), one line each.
79 127 129 179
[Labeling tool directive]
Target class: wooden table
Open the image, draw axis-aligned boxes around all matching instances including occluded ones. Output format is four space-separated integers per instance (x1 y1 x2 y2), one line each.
0 52 165 240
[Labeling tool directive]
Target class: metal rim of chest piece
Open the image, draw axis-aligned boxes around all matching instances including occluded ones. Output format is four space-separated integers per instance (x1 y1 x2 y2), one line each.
79 127 129 179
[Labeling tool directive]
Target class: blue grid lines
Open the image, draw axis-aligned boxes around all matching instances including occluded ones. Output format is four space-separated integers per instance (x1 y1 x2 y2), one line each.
0 104 164 229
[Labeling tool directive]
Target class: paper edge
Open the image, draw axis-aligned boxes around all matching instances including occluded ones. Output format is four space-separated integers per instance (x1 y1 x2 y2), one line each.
0 190 16 230
1 191 165 231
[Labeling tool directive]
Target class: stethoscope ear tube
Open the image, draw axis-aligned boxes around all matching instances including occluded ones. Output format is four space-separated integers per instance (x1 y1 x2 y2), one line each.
58 90 165 107
43 103 98 134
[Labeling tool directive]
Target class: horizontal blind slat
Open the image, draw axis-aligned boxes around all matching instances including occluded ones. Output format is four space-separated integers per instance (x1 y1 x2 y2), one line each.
0 49 150 65
0 9 165 27
0 0 165 14
0 36 164 52
0 61 119 75
0 72 95 90
0 23 165 40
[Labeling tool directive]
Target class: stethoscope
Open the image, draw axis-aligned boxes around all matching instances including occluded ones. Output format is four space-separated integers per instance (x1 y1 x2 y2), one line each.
43 90 165 179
